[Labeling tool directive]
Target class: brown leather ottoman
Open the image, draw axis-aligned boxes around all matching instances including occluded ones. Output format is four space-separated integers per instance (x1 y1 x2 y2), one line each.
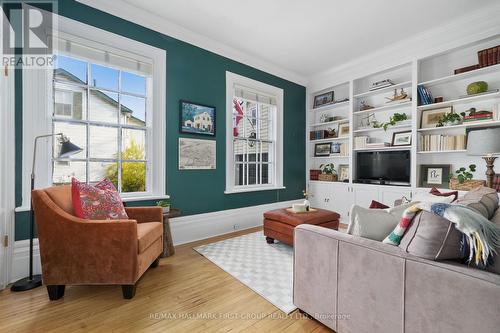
263 208 340 246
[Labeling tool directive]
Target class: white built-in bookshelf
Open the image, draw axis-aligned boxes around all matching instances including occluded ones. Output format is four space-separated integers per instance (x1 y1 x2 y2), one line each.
306 34 500 218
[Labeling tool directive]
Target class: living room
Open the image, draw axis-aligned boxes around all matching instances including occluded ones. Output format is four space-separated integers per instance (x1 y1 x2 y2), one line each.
0 1 500 332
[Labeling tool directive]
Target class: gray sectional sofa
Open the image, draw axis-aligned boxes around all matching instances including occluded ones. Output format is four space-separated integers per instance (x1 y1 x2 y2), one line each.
293 224 500 333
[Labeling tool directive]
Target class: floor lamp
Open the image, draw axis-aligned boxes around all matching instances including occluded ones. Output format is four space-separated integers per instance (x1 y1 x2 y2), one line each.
11 133 82 292
467 127 500 189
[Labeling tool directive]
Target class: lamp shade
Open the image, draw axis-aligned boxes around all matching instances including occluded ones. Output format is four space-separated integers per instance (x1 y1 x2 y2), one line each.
59 139 83 158
467 127 500 156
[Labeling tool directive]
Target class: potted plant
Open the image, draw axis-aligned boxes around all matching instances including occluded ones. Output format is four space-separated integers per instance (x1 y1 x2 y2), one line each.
437 112 462 127
449 164 486 190
372 113 409 131
318 163 338 182
156 197 171 213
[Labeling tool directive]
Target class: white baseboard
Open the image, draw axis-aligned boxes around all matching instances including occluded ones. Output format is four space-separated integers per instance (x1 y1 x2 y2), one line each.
11 239 41 283
11 199 301 283
169 199 301 246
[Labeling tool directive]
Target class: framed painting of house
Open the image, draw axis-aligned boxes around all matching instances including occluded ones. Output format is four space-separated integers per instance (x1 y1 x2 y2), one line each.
180 100 216 136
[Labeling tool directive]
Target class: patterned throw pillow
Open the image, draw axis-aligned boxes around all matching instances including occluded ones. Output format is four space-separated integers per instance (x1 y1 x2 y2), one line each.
71 178 128 220
429 187 459 202
369 200 389 209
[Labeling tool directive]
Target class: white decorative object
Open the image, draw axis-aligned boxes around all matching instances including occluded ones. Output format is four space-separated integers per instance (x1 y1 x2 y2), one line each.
292 203 307 212
303 199 311 210
178 138 216 170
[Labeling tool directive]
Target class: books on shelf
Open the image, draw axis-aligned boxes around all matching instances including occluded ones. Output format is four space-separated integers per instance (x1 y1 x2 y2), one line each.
354 136 369 149
417 85 433 105
478 45 500 68
420 134 466 152
309 130 336 140
463 114 494 122
365 142 391 148
339 142 349 156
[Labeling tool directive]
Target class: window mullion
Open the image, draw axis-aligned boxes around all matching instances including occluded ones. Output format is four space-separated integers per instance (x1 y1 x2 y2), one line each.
117 70 123 193
85 62 90 184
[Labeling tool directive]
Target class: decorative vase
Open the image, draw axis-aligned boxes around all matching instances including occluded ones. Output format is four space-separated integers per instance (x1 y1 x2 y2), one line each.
303 199 311 211
163 206 170 213
467 81 488 95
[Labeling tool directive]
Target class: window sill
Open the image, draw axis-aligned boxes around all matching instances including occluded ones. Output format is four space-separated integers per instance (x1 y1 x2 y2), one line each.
224 186 286 195
14 194 170 213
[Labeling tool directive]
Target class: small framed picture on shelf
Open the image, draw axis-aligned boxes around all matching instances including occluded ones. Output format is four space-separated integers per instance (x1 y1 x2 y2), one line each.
391 131 412 146
420 106 452 129
338 164 349 182
314 142 331 157
338 123 350 137
331 142 341 154
313 91 334 109
419 164 451 188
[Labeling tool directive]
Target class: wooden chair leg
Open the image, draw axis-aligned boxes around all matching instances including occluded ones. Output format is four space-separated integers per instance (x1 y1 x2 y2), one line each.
266 237 275 244
46 285 65 300
121 284 136 299
151 257 160 268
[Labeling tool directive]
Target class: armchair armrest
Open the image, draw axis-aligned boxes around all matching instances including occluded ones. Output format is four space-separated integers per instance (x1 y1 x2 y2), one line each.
125 207 163 223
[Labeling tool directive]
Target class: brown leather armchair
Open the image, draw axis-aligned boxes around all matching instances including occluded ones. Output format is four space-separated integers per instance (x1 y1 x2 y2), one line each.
31 185 163 300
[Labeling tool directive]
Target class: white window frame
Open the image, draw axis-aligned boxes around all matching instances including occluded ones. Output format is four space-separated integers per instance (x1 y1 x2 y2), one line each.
225 71 284 194
18 13 167 211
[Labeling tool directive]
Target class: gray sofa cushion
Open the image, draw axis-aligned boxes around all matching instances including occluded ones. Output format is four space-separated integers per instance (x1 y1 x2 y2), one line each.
398 211 463 260
492 207 500 226
457 186 498 219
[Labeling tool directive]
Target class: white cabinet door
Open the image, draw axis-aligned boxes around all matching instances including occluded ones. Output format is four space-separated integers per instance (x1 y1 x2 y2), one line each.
352 185 379 208
329 183 354 220
379 187 412 207
308 182 333 210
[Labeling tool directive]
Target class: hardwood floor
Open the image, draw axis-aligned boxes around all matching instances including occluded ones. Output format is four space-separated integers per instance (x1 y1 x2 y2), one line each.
0 227 331 333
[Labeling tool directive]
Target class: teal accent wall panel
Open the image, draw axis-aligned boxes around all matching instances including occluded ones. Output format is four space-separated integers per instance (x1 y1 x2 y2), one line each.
14 0 306 240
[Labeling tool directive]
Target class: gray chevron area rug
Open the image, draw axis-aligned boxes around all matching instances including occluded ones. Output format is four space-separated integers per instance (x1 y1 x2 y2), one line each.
194 231 295 313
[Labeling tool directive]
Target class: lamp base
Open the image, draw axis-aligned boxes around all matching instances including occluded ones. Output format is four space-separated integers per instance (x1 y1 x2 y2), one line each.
10 274 42 292
483 156 497 189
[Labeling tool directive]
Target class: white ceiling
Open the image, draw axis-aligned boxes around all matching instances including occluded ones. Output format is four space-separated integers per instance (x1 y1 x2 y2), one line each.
86 0 498 81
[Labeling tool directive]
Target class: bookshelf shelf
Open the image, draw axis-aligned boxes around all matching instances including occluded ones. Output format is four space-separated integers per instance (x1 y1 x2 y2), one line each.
353 101 412 115
417 120 500 132
419 63 500 87
311 156 350 159
353 123 411 134
417 150 467 154
309 119 349 128
417 91 500 111
309 137 349 143
353 146 411 152
353 80 412 98
310 100 350 112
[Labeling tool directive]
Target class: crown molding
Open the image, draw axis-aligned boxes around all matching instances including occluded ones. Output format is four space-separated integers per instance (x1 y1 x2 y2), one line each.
75 0 307 86
308 3 500 92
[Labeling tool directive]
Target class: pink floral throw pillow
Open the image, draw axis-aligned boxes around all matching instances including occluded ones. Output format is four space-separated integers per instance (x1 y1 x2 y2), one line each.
71 178 128 220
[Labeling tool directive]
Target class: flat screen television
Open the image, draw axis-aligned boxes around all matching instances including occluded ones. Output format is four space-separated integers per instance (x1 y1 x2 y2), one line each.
355 150 411 186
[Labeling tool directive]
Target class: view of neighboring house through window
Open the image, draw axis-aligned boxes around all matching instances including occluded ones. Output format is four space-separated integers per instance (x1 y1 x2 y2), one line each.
232 92 275 187
52 54 149 194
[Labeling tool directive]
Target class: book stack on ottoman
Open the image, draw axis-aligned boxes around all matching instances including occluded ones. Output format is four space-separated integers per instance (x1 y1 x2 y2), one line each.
263 208 340 246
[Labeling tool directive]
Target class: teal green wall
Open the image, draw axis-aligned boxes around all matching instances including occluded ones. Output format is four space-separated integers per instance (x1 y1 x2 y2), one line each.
14 0 306 240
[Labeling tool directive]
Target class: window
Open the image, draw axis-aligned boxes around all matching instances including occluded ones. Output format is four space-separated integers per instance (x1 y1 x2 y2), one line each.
225 72 284 194
52 55 148 194
20 14 166 208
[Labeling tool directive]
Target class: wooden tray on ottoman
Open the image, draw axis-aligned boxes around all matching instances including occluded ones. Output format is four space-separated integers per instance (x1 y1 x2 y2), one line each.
263 208 340 246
